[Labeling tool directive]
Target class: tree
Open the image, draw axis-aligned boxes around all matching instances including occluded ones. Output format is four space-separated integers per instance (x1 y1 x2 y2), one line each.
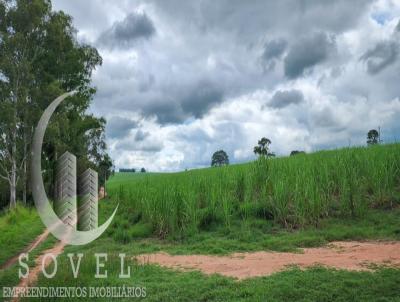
0 0 50 208
211 150 229 167
367 129 380 145
290 150 305 156
254 137 275 158
141 168 146 173
0 0 105 209
98 154 113 187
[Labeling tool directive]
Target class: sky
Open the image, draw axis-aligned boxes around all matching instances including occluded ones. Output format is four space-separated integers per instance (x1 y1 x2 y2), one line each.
52 0 400 171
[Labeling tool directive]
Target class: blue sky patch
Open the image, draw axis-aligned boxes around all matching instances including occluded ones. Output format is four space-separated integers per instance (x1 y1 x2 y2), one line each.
371 11 392 25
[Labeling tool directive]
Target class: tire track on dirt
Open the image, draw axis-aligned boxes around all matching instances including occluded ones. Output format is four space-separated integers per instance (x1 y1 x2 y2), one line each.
10 239 66 302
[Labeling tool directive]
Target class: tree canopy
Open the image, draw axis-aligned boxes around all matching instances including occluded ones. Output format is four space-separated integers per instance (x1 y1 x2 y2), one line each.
254 137 275 158
367 129 380 145
0 0 110 209
211 150 229 167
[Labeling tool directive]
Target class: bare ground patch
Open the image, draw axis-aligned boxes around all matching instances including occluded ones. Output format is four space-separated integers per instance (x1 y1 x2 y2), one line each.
137 241 400 279
11 240 66 302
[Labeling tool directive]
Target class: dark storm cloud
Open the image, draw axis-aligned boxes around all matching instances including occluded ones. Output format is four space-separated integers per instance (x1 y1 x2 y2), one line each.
181 81 224 119
284 32 336 78
53 0 400 172
361 41 399 74
147 0 372 38
107 117 138 139
140 81 224 124
97 12 155 49
141 101 185 124
88 0 372 128
261 38 287 70
269 89 304 109
263 39 287 60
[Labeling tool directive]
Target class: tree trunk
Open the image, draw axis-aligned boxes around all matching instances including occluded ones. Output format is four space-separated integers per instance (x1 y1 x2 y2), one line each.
22 159 27 204
22 130 28 204
9 127 17 209
9 161 17 209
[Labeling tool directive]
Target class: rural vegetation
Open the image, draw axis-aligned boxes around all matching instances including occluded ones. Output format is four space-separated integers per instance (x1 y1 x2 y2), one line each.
1 133 399 301
0 1 399 301
367 129 381 145
107 143 400 241
211 150 229 167
0 0 112 210
254 137 275 158
8 142 396 301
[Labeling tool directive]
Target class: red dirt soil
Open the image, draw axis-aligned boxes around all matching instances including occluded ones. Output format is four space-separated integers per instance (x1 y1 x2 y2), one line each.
137 241 400 280
11 239 66 302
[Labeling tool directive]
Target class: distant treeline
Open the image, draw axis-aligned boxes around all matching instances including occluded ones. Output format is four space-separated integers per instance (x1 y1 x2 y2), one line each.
119 168 146 173
119 168 136 173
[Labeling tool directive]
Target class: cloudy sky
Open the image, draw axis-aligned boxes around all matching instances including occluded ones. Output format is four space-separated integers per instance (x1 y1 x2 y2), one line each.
52 0 400 171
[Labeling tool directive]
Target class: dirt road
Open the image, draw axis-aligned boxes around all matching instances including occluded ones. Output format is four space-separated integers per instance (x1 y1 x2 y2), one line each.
137 241 400 279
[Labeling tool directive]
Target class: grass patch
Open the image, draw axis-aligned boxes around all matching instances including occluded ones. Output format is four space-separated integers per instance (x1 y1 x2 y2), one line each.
98 192 400 254
106 144 400 239
0 204 43 264
0 234 57 300
2 145 400 301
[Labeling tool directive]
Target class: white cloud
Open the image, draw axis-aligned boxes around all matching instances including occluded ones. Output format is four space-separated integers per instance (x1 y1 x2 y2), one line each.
52 0 400 171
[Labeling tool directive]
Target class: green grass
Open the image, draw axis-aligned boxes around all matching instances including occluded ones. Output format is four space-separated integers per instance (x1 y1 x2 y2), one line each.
105 143 400 243
106 172 161 190
17 206 400 301
96 144 400 257
2 144 400 301
0 235 57 300
94 205 400 255
0 204 44 264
